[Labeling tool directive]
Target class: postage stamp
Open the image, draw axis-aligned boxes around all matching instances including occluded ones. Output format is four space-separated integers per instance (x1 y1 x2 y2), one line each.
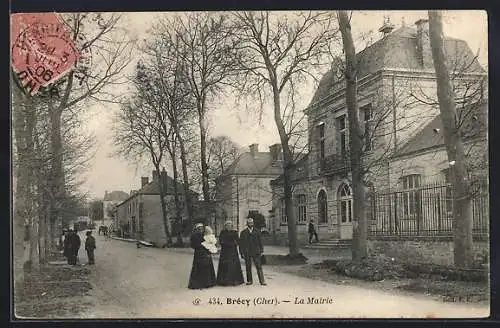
11 13 81 95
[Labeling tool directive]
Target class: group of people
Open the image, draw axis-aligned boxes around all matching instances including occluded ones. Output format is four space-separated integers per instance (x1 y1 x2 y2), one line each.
62 229 97 265
188 218 266 289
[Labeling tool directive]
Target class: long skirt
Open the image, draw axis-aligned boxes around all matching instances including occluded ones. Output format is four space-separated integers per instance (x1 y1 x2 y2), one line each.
188 251 216 289
216 245 244 286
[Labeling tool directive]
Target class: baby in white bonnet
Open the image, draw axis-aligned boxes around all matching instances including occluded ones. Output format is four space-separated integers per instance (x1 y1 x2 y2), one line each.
201 226 218 254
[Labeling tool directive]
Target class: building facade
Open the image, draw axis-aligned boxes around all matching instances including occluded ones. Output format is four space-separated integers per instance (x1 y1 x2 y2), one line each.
215 143 283 233
270 18 487 245
115 169 199 247
102 190 129 227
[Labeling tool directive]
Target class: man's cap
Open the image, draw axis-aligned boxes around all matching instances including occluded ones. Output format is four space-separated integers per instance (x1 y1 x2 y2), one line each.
194 223 204 228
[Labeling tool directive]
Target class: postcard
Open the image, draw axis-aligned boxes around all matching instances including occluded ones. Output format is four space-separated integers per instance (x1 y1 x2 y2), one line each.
11 10 489 319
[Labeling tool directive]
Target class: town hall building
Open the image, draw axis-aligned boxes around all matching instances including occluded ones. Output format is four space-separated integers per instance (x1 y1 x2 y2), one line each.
270 18 487 247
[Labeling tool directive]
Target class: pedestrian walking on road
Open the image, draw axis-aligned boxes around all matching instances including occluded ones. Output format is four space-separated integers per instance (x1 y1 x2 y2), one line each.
308 219 319 244
63 230 71 264
239 218 266 286
85 230 96 265
216 221 244 286
67 229 81 265
188 223 216 289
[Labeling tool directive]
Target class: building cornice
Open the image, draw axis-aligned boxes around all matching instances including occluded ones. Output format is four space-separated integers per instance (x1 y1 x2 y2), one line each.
305 68 486 116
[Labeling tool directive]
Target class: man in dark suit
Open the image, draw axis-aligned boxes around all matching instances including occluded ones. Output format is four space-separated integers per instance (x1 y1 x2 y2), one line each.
239 218 266 286
308 219 319 244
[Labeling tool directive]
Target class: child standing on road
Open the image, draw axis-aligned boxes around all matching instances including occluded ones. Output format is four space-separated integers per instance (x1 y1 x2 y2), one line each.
85 230 96 265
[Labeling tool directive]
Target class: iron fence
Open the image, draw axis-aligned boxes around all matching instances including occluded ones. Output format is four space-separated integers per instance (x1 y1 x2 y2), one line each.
369 183 489 237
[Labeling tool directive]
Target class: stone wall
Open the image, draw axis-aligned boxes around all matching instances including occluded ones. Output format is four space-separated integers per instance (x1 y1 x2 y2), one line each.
142 195 167 247
264 230 337 247
367 237 489 266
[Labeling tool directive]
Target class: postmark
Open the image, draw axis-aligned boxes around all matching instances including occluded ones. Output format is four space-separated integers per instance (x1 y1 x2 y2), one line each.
11 13 81 95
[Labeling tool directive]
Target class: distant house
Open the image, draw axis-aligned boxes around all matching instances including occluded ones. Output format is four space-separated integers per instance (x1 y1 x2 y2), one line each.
215 143 283 234
102 190 129 227
115 169 199 247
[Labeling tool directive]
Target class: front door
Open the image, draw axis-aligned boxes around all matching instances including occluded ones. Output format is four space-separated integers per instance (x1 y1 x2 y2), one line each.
339 184 353 239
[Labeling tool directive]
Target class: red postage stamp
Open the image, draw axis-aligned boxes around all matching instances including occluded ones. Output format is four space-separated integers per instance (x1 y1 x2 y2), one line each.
11 13 81 95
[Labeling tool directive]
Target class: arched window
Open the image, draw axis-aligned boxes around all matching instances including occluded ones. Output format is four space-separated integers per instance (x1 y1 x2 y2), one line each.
318 190 328 224
339 184 353 223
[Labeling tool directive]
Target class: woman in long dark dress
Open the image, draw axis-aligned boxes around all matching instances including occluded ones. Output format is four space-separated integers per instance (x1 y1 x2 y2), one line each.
188 223 216 289
216 221 244 286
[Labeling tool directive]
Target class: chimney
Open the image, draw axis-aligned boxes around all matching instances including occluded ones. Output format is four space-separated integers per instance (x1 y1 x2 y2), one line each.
141 177 149 188
152 170 159 181
378 16 395 37
415 18 432 68
249 143 258 157
160 167 168 193
269 143 282 162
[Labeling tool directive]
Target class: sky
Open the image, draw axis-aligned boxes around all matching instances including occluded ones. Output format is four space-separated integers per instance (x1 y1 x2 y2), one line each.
79 10 488 199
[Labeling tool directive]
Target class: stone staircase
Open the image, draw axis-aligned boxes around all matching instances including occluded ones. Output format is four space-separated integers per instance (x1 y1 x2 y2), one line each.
304 238 352 250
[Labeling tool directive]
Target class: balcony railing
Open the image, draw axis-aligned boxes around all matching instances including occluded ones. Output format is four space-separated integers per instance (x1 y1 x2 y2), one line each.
321 153 350 175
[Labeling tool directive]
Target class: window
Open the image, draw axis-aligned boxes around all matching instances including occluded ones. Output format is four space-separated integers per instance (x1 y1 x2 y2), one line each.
296 194 307 223
442 168 453 214
317 190 328 224
336 115 347 157
401 174 421 219
339 184 353 223
317 123 325 160
138 204 144 233
280 198 287 224
361 104 373 151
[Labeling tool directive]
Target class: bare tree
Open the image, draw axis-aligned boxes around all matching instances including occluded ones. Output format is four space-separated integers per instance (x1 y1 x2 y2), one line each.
138 32 199 233
207 135 242 199
428 11 475 268
231 11 339 257
337 10 369 261
12 13 133 254
153 13 241 224
113 91 174 246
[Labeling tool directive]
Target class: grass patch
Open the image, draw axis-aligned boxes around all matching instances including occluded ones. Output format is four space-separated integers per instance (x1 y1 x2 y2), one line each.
264 253 308 266
15 265 94 318
397 279 489 303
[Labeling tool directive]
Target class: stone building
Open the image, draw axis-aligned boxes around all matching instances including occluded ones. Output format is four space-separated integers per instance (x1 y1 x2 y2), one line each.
102 190 129 227
115 169 199 247
270 18 487 248
215 143 283 234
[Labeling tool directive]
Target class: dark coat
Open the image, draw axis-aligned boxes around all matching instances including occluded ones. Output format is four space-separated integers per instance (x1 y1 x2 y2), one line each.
239 227 263 258
63 234 70 257
308 222 316 234
85 236 96 251
188 231 216 289
216 230 244 286
68 232 81 255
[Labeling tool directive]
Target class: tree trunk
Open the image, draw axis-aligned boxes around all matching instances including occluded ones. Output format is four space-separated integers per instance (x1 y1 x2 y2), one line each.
154 163 173 246
48 101 64 254
271 84 299 257
197 101 211 225
338 10 368 262
12 80 28 285
169 140 184 245
178 133 194 232
428 11 473 268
